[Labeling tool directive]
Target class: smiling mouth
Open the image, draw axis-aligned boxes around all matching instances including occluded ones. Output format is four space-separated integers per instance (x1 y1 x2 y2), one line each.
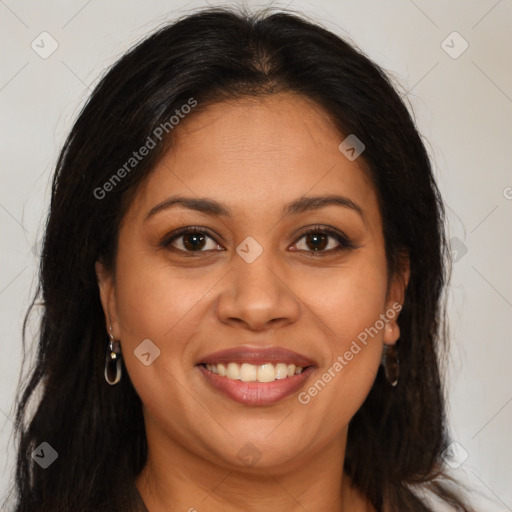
200 362 309 383
196 346 316 405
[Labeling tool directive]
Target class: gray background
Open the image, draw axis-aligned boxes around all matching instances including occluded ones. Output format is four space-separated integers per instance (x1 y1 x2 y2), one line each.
1 0 511 510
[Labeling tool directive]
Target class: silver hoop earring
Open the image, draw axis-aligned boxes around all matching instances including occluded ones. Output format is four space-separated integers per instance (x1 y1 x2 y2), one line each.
104 326 122 385
382 344 399 387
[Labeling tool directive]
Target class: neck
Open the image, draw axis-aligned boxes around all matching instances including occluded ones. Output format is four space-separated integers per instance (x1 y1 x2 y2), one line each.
135 420 372 512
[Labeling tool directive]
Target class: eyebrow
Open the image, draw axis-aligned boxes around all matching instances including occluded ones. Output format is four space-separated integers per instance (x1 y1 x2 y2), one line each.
144 194 365 222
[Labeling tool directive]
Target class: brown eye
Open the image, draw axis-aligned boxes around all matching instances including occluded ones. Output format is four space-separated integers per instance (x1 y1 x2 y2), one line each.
303 232 329 251
161 227 222 253
292 227 355 255
181 232 207 251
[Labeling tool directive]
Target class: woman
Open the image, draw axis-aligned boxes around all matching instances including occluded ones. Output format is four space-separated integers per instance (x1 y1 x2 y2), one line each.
10 5 475 511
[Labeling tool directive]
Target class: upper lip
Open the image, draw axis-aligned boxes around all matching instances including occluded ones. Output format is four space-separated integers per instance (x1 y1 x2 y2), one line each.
198 346 316 367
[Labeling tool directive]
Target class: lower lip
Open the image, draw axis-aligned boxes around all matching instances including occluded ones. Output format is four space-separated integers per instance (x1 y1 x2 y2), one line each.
198 365 315 406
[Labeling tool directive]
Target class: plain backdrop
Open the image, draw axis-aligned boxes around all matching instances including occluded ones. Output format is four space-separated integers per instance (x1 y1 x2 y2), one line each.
1 0 511 510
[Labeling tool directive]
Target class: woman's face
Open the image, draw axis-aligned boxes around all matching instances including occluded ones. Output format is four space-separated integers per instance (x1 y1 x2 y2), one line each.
97 93 407 473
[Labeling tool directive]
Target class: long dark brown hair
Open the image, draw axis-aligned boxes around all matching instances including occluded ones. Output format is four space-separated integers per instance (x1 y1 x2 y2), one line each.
8 5 474 511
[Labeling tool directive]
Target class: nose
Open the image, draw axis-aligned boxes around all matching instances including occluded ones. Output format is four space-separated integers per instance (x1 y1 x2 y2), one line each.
215 249 301 332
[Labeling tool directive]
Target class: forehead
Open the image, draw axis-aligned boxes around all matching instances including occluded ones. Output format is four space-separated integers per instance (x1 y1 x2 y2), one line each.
125 93 379 224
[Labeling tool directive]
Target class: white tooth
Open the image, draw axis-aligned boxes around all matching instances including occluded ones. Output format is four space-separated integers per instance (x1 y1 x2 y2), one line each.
240 363 257 382
275 363 288 379
257 363 276 383
226 362 240 380
212 362 303 381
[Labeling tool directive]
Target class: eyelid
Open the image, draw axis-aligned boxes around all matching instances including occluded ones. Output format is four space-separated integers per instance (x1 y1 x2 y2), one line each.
158 225 222 251
159 224 357 254
292 226 358 256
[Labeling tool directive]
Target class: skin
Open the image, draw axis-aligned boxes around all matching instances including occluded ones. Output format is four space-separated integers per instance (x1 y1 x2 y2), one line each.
96 92 409 512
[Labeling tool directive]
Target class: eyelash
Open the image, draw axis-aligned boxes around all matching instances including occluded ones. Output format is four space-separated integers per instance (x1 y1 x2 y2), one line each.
159 225 356 257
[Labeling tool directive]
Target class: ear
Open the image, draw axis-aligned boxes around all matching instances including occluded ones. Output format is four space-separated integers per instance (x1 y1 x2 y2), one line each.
95 260 121 339
383 251 410 346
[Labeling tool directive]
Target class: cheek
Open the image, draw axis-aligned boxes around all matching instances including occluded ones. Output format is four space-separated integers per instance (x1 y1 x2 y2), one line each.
294 252 388 423
111 235 209 401
111 249 211 436
295 249 388 349
113 230 211 343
